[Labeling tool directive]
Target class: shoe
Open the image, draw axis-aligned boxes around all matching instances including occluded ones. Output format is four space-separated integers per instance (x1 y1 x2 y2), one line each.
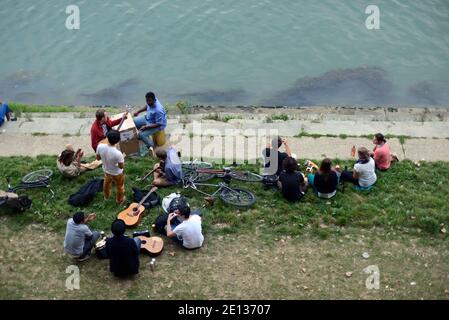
117 196 127 206
76 254 91 262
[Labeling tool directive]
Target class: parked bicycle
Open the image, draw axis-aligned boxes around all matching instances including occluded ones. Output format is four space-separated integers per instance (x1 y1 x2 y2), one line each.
6 169 55 197
182 160 262 183
182 166 256 208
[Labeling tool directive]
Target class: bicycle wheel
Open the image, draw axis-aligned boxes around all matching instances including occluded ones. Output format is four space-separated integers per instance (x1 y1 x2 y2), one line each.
182 161 213 170
182 169 216 182
230 170 262 182
219 187 256 207
22 169 53 184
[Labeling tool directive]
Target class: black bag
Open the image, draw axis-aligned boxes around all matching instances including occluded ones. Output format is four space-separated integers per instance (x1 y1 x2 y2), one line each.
132 188 161 209
153 213 170 236
6 195 32 212
167 195 189 213
68 179 103 207
262 174 279 189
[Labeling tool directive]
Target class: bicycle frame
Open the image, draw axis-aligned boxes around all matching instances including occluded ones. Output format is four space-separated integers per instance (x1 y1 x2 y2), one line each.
7 178 55 197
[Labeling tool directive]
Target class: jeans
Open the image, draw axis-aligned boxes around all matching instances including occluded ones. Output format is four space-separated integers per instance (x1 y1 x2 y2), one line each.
340 171 360 186
134 116 161 148
0 103 11 127
133 237 142 249
79 231 101 258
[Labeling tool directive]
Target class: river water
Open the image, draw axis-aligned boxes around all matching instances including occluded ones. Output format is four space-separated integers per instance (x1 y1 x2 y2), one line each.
1 0 449 107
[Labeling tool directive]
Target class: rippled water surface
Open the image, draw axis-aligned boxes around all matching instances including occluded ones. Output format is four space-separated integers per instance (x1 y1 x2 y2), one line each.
1 0 449 106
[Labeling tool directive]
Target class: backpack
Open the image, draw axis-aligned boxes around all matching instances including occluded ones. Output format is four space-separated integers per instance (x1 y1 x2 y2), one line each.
0 190 32 212
262 174 279 189
132 187 161 209
162 193 189 213
6 195 32 212
68 179 104 207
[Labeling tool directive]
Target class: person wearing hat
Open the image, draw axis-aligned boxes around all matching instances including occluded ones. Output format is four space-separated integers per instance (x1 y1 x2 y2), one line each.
106 219 141 278
63 211 100 261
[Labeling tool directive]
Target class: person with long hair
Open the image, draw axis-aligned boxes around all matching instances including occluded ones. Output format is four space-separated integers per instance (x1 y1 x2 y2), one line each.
307 158 340 199
56 145 86 178
277 156 307 202
341 147 377 188
371 133 398 171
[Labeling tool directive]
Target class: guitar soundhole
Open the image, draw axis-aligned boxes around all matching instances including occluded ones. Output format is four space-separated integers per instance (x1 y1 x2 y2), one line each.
142 240 147 245
132 207 138 212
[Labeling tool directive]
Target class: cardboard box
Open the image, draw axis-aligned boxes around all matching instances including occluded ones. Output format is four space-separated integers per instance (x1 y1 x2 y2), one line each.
110 112 140 156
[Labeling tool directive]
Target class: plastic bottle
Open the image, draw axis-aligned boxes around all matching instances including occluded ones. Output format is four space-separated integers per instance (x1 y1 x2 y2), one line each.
150 258 156 272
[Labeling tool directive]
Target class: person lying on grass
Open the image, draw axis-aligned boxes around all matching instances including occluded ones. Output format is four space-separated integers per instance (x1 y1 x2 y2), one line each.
57 145 102 178
277 156 308 202
106 219 141 278
341 147 377 188
63 211 100 262
307 158 340 199
151 146 182 187
165 203 204 250
96 130 126 205
263 136 293 176
370 133 399 171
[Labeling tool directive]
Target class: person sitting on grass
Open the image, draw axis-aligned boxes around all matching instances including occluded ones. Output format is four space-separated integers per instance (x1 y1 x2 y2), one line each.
341 147 377 188
96 130 126 205
165 203 204 250
151 146 182 187
133 91 167 150
57 145 86 178
90 109 127 152
63 211 100 262
307 158 340 199
0 100 15 127
263 136 293 176
106 219 141 278
370 133 398 171
278 156 307 202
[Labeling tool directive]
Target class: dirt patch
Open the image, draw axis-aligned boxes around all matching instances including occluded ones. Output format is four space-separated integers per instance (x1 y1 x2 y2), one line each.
0 218 448 300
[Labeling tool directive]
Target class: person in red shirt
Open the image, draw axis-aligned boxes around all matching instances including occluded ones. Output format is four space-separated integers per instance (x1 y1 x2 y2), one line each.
90 109 127 152
370 133 398 171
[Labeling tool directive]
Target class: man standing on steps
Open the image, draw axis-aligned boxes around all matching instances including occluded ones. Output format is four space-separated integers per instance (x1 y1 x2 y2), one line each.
133 92 167 150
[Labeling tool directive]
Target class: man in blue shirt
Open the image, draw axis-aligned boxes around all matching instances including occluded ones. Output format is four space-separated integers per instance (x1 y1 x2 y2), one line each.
151 145 182 187
133 92 167 148
0 101 14 127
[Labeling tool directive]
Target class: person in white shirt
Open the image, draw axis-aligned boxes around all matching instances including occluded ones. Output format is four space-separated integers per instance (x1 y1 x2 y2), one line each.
341 147 377 188
165 204 204 249
96 130 126 204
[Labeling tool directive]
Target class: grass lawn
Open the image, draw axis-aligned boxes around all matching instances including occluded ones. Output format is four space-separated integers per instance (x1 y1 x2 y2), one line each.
0 155 448 299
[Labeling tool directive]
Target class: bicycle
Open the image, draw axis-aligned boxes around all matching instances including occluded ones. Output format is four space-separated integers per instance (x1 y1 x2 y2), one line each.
182 171 256 208
6 169 55 197
182 160 262 183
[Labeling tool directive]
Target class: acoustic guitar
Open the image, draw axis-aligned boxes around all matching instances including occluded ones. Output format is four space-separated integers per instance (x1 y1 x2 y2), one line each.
138 236 164 256
117 186 158 227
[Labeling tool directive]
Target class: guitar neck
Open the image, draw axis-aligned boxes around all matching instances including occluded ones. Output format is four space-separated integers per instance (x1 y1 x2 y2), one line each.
116 106 132 131
138 188 157 207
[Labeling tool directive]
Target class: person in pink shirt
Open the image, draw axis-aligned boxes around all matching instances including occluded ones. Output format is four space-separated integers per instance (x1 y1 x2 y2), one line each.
371 133 397 171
